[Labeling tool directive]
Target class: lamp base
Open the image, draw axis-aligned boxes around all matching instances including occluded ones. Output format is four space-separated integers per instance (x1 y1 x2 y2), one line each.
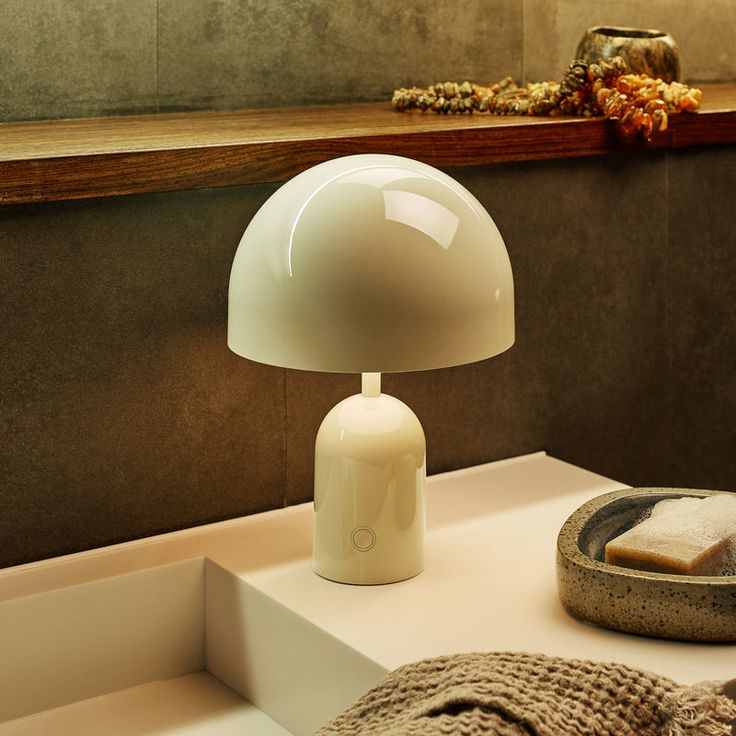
313 376 426 585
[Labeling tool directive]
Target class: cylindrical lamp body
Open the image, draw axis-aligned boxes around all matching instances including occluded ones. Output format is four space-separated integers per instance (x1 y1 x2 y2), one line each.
313 392 426 584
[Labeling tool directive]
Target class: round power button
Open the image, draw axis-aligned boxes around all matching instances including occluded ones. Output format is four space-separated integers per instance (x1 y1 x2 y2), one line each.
351 527 376 551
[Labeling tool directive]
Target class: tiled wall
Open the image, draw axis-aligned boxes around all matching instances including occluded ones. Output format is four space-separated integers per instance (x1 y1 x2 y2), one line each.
1 1 735 566
0 0 521 121
3 148 736 567
1 0 733 121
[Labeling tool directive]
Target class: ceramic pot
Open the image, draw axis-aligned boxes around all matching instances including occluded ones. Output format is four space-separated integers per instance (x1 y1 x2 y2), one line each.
576 26 680 82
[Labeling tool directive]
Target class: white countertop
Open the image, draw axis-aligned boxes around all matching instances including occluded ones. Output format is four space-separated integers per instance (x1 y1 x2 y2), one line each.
1 451 733 735
238 452 735 684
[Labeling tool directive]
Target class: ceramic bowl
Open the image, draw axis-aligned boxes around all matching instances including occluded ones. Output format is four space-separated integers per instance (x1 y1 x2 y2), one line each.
556 488 736 641
576 26 681 83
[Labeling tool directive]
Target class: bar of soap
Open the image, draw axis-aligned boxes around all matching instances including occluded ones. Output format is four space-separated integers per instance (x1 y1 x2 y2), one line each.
604 493 736 575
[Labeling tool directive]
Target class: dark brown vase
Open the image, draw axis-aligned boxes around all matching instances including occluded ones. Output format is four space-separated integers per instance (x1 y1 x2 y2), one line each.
576 26 681 82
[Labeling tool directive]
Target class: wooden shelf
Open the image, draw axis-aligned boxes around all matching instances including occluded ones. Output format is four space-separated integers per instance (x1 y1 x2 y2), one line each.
1 83 734 206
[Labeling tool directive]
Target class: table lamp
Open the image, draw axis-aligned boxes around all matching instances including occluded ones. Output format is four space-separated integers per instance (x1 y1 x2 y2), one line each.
228 154 514 585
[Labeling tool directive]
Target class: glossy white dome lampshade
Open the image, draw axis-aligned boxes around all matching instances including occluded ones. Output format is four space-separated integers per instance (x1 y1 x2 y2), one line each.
228 154 514 584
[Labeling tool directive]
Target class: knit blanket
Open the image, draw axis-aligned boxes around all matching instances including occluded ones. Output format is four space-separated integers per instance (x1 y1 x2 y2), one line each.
316 652 736 736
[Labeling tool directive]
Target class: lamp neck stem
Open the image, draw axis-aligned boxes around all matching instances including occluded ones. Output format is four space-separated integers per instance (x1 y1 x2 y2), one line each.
361 372 381 397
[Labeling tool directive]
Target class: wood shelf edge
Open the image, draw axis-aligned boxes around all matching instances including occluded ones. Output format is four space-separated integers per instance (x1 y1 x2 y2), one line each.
1 85 735 206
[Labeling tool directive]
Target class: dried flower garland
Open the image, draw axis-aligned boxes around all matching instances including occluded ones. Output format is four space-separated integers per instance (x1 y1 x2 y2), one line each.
391 57 702 140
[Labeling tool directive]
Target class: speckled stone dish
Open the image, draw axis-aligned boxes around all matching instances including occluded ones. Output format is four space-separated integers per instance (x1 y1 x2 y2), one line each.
576 26 681 83
557 488 736 641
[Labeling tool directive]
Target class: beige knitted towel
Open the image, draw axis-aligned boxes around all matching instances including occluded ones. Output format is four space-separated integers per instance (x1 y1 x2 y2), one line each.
316 652 736 736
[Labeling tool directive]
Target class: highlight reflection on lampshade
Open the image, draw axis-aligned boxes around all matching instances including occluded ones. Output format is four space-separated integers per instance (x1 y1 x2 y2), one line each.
228 154 514 373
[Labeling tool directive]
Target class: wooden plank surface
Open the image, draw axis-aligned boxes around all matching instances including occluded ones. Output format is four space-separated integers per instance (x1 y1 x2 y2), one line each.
0 83 734 205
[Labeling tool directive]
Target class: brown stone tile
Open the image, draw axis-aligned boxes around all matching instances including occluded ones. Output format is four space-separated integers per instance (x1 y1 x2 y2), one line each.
668 146 736 490
0 0 158 121
523 0 736 83
447 155 671 487
7 148 731 565
0 184 285 566
157 0 522 111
